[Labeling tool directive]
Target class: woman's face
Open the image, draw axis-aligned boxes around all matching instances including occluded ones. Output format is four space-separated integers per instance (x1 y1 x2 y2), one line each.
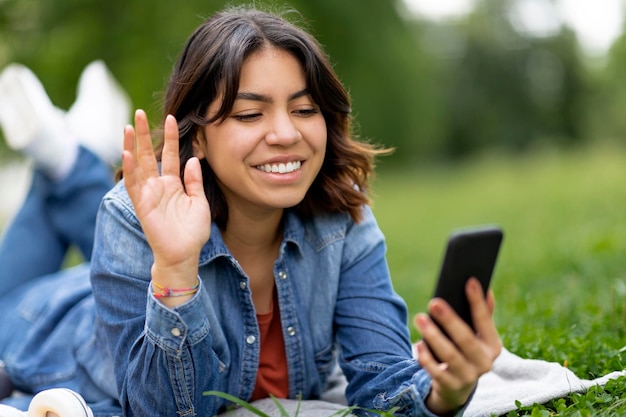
194 46 327 217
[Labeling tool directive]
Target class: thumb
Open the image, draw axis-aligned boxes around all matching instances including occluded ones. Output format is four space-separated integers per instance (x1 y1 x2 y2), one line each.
183 157 206 199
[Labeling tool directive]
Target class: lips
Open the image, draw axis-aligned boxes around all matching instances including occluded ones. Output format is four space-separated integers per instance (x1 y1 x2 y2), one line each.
256 160 302 174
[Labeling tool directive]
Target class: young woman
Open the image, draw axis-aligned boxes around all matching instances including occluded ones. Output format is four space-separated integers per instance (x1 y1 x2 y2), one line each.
0 5 501 417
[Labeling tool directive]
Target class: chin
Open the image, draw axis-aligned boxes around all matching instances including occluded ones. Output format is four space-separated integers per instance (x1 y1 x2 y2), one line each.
271 194 307 210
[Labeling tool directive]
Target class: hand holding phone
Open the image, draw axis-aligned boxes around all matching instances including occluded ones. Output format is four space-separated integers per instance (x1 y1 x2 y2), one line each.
416 226 504 410
431 225 503 332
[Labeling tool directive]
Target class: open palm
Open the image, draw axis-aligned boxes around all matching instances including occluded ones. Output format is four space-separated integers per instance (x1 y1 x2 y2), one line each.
122 110 211 272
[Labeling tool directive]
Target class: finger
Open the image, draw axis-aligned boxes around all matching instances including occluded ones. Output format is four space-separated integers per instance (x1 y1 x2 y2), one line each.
161 114 180 177
134 109 159 177
122 119 156 211
414 331 456 386
427 297 476 350
425 299 485 378
183 157 206 199
122 125 142 195
414 308 458 365
123 124 136 155
417 308 488 392
465 279 502 367
467 278 499 346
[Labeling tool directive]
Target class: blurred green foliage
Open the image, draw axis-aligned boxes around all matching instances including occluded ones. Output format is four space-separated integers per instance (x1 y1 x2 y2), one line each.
0 0 625 164
372 143 626 415
431 0 589 156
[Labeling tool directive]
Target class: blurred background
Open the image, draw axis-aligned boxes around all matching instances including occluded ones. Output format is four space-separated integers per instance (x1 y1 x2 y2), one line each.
1 0 625 165
1 1 626 375
2 0 626 244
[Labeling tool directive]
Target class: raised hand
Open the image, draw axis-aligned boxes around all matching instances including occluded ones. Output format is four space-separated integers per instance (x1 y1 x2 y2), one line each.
414 278 502 415
122 110 211 297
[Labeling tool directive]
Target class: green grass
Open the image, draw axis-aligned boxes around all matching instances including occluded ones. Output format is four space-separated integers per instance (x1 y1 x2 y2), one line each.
372 143 626 415
4 143 625 415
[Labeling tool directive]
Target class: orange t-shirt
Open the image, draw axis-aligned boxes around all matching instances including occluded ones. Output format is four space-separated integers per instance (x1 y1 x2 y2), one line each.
250 294 289 401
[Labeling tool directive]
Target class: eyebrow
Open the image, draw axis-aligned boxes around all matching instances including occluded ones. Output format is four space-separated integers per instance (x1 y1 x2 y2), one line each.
235 88 309 103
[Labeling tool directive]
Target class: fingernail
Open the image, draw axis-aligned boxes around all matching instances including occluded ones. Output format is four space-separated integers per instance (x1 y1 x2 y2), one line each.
431 301 444 316
415 314 429 328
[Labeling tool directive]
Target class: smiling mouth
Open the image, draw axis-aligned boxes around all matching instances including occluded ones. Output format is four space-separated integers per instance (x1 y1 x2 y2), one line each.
256 161 302 174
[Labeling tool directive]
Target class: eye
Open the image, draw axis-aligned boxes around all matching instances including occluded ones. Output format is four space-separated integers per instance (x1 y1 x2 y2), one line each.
293 108 320 117
232 112 262 122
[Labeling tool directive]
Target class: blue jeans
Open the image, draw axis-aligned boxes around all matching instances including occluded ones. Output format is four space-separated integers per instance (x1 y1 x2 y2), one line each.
0 147 116 413
0 147 113 294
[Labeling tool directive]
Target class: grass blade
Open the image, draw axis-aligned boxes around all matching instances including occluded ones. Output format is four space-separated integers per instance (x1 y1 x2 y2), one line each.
269 394 291 417
203 391 273 417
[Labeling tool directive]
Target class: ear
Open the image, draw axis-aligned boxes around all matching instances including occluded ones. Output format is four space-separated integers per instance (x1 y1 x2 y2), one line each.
192 129 206 160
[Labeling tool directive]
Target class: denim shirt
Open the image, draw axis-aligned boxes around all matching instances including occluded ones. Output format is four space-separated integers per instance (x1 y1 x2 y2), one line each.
89 180 444 417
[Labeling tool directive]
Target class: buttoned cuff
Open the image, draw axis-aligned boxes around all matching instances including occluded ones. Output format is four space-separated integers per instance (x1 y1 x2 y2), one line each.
145 279 211 355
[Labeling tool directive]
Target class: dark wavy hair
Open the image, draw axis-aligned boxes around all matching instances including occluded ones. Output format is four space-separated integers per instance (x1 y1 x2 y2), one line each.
153 5 391 229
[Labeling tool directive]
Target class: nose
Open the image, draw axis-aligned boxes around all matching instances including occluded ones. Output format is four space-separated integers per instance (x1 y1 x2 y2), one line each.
265 112 302 146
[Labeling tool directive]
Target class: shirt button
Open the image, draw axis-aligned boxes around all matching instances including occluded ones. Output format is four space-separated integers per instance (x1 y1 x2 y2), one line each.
246 335 256 344
171 327 182 337
278 271 287 280
286 326 296 336
239 281 247 289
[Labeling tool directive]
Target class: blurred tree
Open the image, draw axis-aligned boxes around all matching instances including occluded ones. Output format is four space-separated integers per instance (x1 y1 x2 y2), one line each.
428 0 590 158
594 29 626 142
289 0 444 163
0 0 440 164
0 0 602 164
0 0 232 113
0 0 238 159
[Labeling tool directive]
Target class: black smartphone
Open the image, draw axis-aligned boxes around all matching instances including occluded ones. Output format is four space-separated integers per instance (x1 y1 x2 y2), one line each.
430 225 503 332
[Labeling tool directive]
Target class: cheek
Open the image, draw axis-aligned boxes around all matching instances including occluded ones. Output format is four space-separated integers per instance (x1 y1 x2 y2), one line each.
203 136 252 175
201 128 227 163
310 128 327 176
317 129 328 158
310 120 328 152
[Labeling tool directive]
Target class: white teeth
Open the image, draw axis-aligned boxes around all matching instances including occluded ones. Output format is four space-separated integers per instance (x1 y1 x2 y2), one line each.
257 161 302 174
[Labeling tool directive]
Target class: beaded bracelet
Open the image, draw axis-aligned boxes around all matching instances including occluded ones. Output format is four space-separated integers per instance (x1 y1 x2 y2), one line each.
152 279 199 299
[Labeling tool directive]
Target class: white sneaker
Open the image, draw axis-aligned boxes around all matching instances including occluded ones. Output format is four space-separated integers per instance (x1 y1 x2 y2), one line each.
0 64 73 176
66 60 131 166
